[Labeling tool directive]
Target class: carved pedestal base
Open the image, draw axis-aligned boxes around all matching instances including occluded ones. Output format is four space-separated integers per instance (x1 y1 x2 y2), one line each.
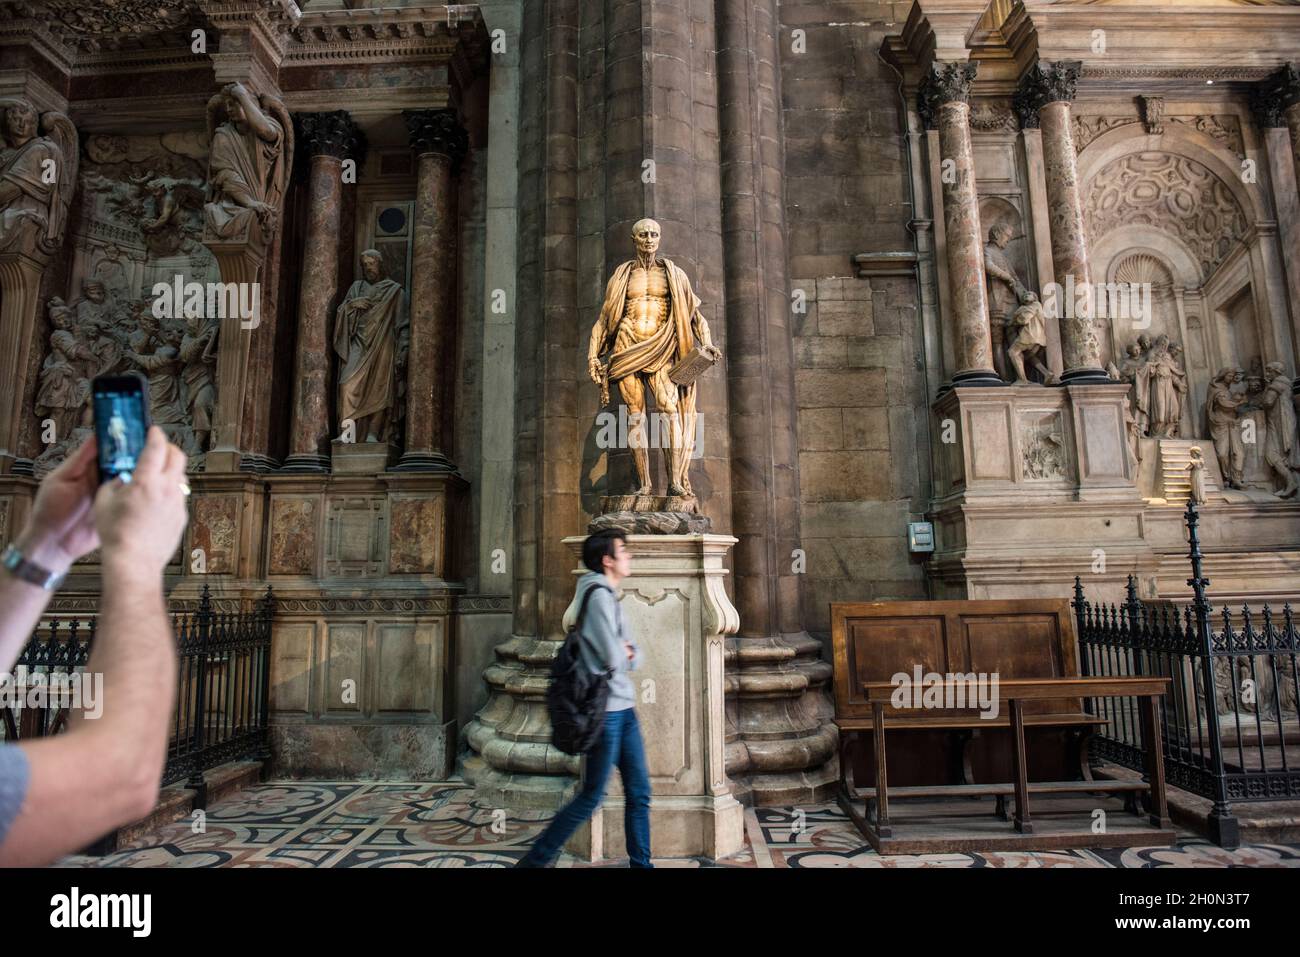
332 440 396 475
463 534 744 860
600 493 700 515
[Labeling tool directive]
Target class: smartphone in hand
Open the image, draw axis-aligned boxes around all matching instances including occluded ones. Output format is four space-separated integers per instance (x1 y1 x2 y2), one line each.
92 374 151 483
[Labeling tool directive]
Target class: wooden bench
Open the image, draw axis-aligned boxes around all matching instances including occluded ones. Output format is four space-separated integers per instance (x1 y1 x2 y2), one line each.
831 599 1176 853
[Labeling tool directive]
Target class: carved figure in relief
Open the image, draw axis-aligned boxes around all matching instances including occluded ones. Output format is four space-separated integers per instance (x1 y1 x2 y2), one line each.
983 223 1027 382
587 219 722 499
0 99 77 257
334 249 404 443
203 82 290 247
1206 367 1247 489
35 300 93 438
1136 334 1187 438
1260 361 1300 498
179 312 217 456
127 321 188 433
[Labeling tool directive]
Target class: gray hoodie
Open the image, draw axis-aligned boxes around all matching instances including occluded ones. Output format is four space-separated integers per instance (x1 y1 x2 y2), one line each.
566 571 643 712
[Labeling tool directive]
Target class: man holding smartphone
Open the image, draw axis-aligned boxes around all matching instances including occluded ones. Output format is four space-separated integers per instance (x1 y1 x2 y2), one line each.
0 427 189 865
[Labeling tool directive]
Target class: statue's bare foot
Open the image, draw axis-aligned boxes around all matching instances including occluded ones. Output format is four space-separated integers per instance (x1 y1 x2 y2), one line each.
635 485 652 496
667 483 686 497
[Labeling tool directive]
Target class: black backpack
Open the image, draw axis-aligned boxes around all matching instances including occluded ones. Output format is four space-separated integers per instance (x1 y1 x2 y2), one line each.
547 585 614 755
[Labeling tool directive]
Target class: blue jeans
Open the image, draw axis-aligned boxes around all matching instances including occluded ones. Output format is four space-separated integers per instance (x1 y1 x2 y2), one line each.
521 707 653 867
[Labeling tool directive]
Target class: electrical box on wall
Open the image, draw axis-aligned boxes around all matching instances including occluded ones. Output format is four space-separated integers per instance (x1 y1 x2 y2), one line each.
908 521 934 553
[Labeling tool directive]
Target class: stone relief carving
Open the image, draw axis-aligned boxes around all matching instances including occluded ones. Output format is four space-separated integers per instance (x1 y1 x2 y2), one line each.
968 101 1018 133
1021 416 1067 480
1260 361 1300 498
1086 152 1248 278
0 98 78 258
1168 115 1245 156
1070 115 1136 154
1206 366 1248 489
1137 95 1164 135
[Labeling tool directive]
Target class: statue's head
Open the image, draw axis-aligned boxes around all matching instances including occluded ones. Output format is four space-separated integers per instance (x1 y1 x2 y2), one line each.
102 243 121 260
1266 360 1286 378
1127 343 1142 358
1137 333 1152 351
631 218 660 259
1021 291 1038 303
360 249 384 282
988 222 1013 247
223 93 247 128
83 280 106 303
1189 445 1203 463
2 102 36 143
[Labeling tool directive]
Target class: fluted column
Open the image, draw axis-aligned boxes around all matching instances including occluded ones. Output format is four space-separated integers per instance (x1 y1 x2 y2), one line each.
394 109 467 472
1016 60 1109 383
283 111 363 472
921 61 1000 387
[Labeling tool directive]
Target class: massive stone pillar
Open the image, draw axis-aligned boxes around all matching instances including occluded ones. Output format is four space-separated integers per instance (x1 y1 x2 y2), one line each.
715 0 836 804
1015 60 1109 383
1251 63 1300 395
283 111 362 473
395 109 466 472
920 61 1000 387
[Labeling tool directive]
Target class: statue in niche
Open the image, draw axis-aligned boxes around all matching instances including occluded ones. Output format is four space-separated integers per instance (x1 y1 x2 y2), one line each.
0 98 77 258
334 249 404 444
587 218 722 503
203 83 290 250
1260 360 1299 498
1005 292 1057 385
1206 367 1247 489
983 223 1027 382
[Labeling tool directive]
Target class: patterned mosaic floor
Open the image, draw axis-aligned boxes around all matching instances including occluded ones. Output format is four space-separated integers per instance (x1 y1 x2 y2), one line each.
51 782 1300 868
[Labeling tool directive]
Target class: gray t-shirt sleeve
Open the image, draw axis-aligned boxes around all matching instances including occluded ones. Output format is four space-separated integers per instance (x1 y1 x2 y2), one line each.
0 743 31 848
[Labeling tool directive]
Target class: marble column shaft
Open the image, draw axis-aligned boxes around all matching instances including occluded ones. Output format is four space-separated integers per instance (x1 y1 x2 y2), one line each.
1021 61 1107 380
924 62 995 382
399 110 466 471
286 153 344 469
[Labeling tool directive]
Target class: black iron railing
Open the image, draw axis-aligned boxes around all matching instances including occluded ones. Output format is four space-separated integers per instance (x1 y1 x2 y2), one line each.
1073 501 1300 848
2 585 274 798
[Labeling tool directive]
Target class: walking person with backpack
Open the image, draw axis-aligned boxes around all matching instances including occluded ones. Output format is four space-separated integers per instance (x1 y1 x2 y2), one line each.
515 528 653 868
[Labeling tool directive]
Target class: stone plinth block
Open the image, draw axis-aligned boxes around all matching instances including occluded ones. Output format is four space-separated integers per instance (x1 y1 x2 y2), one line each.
332 440 396 474
559 533 744 862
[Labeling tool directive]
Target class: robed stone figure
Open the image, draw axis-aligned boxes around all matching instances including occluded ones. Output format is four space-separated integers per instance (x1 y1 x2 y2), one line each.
334 250 404 444
203 83 290 250
587 218 721 499
0 99 77 257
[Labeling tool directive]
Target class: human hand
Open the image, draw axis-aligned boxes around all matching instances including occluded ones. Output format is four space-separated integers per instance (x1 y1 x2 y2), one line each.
94 427 189 581
701 344 722 363
588 355 604 384
14 436 101 576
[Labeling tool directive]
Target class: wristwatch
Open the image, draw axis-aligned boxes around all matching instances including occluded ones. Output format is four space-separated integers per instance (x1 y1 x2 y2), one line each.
2 542 66 591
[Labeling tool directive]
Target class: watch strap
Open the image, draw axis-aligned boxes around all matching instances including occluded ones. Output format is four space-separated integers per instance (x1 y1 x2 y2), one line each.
2 543 66 591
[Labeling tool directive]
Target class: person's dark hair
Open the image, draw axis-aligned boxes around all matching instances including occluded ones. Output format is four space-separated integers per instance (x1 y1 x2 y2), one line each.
582 528 627 574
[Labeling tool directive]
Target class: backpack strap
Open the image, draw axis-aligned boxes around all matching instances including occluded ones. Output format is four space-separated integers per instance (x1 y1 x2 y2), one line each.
574 583 615 677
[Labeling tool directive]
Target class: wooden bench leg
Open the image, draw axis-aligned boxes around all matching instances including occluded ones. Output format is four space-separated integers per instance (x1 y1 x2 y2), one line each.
1140 694 1172 830
872 701 891 838
1009 698 1033 834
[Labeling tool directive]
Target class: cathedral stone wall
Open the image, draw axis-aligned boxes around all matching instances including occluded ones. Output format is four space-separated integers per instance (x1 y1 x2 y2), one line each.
781 3 932 638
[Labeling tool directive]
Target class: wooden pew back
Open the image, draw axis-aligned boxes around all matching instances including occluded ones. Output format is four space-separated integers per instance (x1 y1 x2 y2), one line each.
830 598 1082 721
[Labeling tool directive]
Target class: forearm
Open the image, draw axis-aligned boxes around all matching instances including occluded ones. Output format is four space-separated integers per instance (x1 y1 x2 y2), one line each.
0 564 177 866
0 574 53 674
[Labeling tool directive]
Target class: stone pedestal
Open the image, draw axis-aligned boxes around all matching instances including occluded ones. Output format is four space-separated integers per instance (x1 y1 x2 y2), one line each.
332 440 396 474
560 533 744 862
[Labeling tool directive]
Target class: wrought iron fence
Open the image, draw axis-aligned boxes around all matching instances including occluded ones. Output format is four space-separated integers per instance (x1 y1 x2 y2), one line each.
2 585 274 800
1073 501 1300 848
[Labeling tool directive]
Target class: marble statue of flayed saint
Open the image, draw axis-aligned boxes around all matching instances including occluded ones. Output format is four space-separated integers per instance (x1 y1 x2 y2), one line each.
203 83 291 250
587 219 722 502
0 98 77 258
334 249 405 444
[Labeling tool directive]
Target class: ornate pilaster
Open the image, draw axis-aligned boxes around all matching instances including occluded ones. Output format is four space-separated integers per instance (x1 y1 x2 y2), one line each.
283 110 364 473
921 61 1000 387
1016 60 1108 383
393 108 466 472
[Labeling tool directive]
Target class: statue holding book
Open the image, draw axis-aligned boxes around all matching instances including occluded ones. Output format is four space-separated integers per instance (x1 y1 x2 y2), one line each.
587 219 722 505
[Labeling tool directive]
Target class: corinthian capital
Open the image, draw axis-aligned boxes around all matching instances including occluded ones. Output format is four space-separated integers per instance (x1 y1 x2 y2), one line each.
1013 60 1083 129
917 60 978 131
1250 62 1300 130
294 110 365 162
403 109 468 167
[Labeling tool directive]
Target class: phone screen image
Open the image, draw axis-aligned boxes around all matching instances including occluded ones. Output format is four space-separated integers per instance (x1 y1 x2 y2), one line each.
93 378 150 482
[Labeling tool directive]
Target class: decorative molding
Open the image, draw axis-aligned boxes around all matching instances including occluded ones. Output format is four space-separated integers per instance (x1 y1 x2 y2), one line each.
1072 115 1139 154
1167 115 1245 157
969 100 1018 133
852 250 919 279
